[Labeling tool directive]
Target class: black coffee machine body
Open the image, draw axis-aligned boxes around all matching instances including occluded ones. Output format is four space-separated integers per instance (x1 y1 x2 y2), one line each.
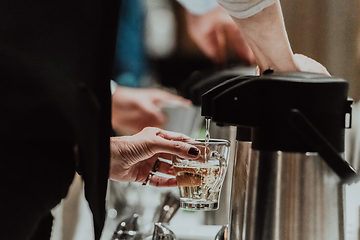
202 72 357 240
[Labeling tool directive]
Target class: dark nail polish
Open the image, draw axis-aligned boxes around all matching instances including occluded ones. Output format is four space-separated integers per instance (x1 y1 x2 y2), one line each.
188 147 199 156
263 68 274 75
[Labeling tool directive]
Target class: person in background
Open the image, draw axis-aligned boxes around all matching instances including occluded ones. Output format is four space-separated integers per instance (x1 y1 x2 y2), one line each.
111 83 191 136
184 4 255 66
110 0 192 136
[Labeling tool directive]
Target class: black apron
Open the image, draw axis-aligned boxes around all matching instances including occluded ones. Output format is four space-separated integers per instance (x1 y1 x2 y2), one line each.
0 0 121 239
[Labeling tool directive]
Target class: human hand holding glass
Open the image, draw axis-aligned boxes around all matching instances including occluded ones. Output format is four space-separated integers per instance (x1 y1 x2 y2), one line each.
109 127 200 187
172 139 230 210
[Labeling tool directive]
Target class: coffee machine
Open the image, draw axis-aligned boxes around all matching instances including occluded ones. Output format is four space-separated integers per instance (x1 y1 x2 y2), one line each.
178 66 256 225
201 74 254 229
202 72 358 240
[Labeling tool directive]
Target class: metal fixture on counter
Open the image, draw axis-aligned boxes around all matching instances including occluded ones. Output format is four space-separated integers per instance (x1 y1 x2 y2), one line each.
152 192 180 224
110 192 180 240
111 214 141 240
214 225 228 240
201 74 254 229
228 127 252 240
151 223 177 240
202 72 359 240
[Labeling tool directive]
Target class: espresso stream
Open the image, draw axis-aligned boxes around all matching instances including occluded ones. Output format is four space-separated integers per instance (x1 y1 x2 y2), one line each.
205 118 211 162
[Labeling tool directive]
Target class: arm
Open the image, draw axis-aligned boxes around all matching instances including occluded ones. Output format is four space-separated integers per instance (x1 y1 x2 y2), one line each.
220 0 298 73
218 0 329 74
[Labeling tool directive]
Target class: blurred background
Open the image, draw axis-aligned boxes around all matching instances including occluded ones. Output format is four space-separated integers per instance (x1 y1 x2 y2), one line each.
281 0 360 102
51 1 360 240
122 0 360 103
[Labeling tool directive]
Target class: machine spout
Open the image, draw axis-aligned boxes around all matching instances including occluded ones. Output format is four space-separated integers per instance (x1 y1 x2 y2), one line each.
201 76 255 119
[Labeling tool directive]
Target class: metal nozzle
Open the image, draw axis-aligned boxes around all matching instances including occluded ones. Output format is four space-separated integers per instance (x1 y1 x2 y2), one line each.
152 223 177 240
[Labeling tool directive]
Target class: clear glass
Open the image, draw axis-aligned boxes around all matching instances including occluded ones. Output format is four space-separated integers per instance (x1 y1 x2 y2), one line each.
172 139 231 211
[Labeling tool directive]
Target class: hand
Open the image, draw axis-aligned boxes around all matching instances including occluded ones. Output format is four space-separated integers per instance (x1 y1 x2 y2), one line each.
229 2 330 76
111 86 191 135
185 6 255 66
230 1 298 73
293 54 330 75
255 54 330 76
109 127 200 187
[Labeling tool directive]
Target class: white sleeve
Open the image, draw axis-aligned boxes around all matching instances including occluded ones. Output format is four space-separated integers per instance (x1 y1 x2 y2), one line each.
217 0 277 18
177 0 219 15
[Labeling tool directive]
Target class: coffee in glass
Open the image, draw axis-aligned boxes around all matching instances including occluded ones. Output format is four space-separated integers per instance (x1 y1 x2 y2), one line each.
172 139 230 211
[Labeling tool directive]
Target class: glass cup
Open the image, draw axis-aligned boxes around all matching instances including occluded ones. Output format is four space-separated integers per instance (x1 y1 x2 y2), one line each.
172 139 231 211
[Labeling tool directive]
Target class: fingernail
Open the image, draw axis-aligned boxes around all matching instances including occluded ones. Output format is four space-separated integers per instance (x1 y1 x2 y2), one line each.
188 147 199 156
263 68 274 75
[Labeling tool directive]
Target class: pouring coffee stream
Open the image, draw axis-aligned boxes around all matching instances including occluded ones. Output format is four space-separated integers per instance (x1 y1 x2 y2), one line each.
205 118 211 162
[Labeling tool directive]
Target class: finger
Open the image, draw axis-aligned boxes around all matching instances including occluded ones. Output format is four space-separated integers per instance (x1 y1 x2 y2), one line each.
293 54 330 76
157 153 172 161
155 129 191 141
193 29 223 64
212 27 226 65
153 138 201 160
226 25 255 65
200 29 226 65
148 175 177 187
194 34 216 60
170 145 208 163
191 145 208 162
156 159 176 176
